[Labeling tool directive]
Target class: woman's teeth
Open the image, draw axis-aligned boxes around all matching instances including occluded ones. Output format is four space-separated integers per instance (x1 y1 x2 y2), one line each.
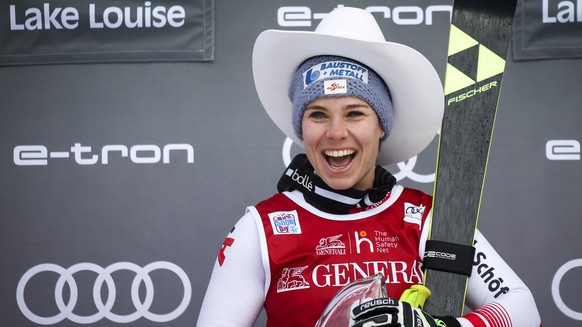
325 149 355 157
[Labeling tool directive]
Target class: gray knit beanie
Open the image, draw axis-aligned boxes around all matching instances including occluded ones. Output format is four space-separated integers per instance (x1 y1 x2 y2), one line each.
288 55 393 140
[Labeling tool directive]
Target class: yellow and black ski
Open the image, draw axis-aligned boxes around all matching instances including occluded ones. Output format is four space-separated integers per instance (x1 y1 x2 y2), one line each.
423 0 519 316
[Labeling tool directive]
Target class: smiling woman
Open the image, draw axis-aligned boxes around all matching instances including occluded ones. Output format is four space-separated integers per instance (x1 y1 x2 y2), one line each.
197 6 541 327
301 96 383 191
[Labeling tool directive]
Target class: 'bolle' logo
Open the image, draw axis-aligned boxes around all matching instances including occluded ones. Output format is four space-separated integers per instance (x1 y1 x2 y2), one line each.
287 168 313 191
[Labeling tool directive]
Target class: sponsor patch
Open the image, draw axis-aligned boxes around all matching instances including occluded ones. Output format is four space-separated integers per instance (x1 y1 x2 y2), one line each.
324 79 347 94
277 266 310 292
302 60 368 88
404 202 425 227
268 210 302 235
316 234 346 255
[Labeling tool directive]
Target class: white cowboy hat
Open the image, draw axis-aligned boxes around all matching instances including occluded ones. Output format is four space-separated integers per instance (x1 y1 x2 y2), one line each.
252 6 444 165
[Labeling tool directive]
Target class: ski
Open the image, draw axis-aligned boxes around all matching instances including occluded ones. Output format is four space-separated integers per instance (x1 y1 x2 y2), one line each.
423 0 518 317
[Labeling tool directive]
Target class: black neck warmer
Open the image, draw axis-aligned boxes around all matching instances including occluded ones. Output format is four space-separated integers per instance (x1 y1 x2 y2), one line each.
277 154 396 214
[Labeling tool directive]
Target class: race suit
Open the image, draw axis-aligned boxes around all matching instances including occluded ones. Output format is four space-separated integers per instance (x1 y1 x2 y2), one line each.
198 185 541 326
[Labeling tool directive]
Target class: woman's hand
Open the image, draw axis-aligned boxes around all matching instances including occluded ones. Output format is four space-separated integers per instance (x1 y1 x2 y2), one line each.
351 298 459 327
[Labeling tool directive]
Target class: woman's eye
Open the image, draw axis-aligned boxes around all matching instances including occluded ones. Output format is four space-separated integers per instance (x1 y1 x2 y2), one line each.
308 111 326 119
347 111 364 118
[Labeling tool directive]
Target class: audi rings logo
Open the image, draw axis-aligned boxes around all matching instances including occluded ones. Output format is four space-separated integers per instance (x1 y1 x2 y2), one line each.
392 156 435 183
282 137 435 183
16 261 192 325
552 259 582 320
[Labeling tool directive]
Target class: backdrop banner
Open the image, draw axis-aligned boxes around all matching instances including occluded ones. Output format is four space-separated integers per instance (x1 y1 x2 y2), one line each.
1 1 581 326
513 0 582 61
0 0 214 65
